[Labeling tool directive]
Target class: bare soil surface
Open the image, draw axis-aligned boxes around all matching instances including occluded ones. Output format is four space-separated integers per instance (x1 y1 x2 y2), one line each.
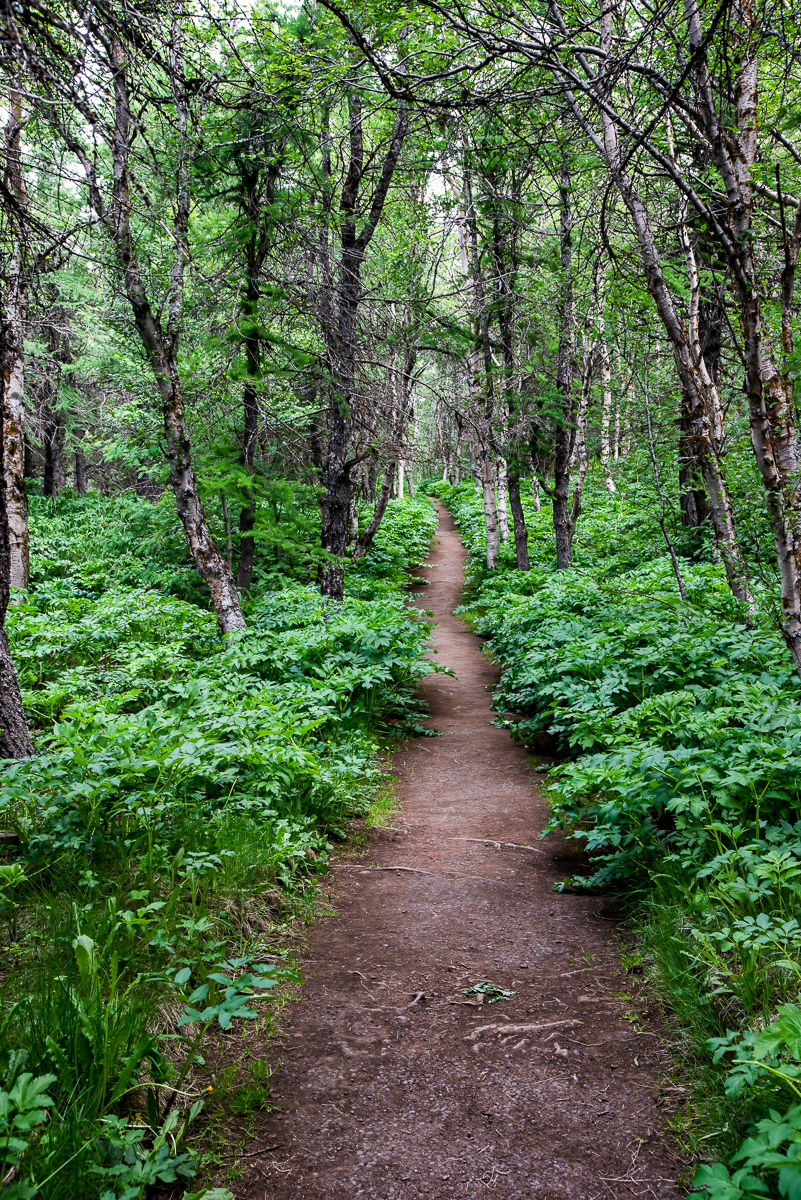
240 503 686 1199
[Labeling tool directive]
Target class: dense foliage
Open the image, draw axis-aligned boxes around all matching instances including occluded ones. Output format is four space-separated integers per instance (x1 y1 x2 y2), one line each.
3 0 801 1190
432 478 801 1197
0 491 437 1199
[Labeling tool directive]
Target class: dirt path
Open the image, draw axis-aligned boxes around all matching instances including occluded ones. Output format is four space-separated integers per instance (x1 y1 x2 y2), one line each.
241 504 686 1199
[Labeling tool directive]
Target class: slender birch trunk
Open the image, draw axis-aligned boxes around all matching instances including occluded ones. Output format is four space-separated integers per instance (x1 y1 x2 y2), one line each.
507 473 530 569
568 336 593 537
497 456 509 542
407 403 417 496
613 349 624 460
480 447 501 567
600 341 616 492
435 402 448 481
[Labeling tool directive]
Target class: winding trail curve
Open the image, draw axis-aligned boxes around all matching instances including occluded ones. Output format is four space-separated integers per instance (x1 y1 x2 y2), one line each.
241 503 685 1199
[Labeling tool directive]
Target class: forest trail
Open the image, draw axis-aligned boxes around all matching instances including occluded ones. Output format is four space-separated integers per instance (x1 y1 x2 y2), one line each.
240 503 685 1200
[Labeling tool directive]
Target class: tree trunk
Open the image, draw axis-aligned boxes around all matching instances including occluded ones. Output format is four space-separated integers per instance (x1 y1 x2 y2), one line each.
600 341 616 492
507 473 529 570
105 37 245 634
349 493 359 545
532 477 541 511
3 89 29 595
480 446 501 568
435 403 448 481
596 3 752 606
234 149 280 595
354 461 396 559
683 0 801 660
553 155 577 569
0 308 33 757
453 413 463 484
74 434 87 495
319 93 408 600
39 294 73 499
236 378 258 593
569 338 593 539
678 391 710 529
464 163 500 566
42 405 64 497
497 457 509 542
220 493 233 569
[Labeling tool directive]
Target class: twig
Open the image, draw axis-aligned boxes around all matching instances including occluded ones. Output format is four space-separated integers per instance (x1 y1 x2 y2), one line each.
337 865 435 875
447 837 544 854
466 1019 582 1042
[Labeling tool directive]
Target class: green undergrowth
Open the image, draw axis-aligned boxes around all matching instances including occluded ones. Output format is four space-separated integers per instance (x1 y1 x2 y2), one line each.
0 491 437 1199
430 477 801 1198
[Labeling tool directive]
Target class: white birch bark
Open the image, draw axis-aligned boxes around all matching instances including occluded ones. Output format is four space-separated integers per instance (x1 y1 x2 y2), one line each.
497 457 509 542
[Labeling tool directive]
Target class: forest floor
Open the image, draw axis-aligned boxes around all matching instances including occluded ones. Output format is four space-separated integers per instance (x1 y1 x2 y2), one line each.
238 503 688 1199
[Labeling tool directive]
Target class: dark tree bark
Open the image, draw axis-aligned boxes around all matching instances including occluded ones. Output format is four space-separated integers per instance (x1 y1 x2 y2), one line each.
365 462 377 502
42 408 64 497
678 396 711 530
507 473 529 570
74 431 87 495
461 160 501 569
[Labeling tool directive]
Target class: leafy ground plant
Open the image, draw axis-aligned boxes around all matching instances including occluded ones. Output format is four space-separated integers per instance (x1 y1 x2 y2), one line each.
430 477 801 1187
0 491 437 1198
